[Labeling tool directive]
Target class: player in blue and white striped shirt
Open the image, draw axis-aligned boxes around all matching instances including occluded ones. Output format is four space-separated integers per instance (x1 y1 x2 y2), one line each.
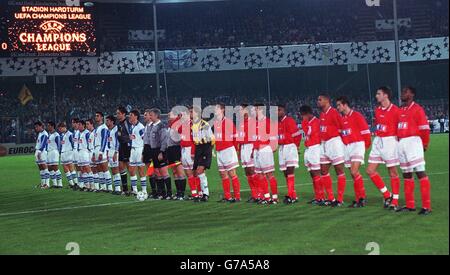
106 115 122 194
93 112 111 192
34 121 50 188
58 122 76 188
71 118 80 188
128 110 147 195
46 121 63 188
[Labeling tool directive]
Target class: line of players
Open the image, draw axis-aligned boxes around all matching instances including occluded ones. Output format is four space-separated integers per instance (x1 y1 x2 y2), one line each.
33 85 432 214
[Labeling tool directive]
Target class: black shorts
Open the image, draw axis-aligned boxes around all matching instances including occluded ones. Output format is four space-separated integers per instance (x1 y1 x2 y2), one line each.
144 145 168 168
167 145 181 165
118 143 131 162
193 143 212 170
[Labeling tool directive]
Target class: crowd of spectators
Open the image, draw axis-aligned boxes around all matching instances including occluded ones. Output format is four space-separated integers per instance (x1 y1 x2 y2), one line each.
97 0 449 51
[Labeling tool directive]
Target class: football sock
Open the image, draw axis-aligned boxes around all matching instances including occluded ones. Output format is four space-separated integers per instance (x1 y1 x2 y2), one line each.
231 175 241 200
404 178 415 209
391 176 400 206
120 171 128 192
370 172 391 199
113 173 121 192
337 173 346 202
66 172 74 186
188 176 198 197
419 176 431 210
286 174 296 199
164 176 172 197
321 174 335 201
56 170 63 187
140 177 147 193
269 176 278 200
198 173 209 196
222 177 231 200
105 171 113 191
130 175 138 193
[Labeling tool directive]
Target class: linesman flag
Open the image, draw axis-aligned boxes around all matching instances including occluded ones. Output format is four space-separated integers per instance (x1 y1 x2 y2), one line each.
18 85 33 106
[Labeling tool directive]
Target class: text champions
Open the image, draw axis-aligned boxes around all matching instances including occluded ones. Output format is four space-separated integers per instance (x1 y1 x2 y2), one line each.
19 33 87 52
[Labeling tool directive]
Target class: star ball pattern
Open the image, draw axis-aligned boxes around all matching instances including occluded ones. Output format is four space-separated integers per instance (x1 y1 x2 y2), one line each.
6 57 26 71
307 44 322 61
286 51 306 67
51 57 70 70
72 58 91 75
372 47 391 63
244 53 263 69
422 44 442 60
222 48 241 65
330 49 348 65
265 46 284 63
98 52 115 70
350 42 369 59
201 55 220 71
28 58 48 75
117 57 136 74
399 39 419 57
136 51 154 70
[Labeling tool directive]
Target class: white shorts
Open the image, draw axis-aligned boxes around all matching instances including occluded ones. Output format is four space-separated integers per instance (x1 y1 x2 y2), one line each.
93 147 108 164
46 150 60 166
398 136 426 172
217 146 239 172
181 146 194 170
240 143 254 168
254 145 275 174
278 143 299 171
35 151 47 165
77 150 91 167
129 147 144 167
320 136 345 165
368 136 400 168
72 150 78 165
108 150 119 168
304 144 321 171
61 151 74 165
344 141 365 168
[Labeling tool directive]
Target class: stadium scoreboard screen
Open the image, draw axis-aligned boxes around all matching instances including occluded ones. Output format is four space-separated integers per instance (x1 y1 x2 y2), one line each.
0 4 97 57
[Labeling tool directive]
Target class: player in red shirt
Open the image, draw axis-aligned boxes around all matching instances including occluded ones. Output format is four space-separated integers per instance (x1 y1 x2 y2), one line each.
277 104 301 204
317 94 346 207
253 103 279 204
366 87 401 209
214 103 241 202
336 96 372 208
178 107 201 199
396 86 432 215
299 105 326 205
236 104 258 202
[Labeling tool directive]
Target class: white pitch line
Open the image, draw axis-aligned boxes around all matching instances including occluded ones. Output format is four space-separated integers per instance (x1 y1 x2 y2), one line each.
0 171 448 217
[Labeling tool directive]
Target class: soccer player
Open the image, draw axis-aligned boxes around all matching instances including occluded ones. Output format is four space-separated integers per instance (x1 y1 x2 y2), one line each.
86 119 98 191
128 110 147 195
277 104 301 204
179 108 200 199
71 118 80 188
214 103 241 203
116 106 133 195
299 105 325 205
191 106 215 202
237 104 258 203
336 96 372 208
366 87 401 209
165 110 188 200
144 108 170 199
396 86 432 215
253 103 279 204
143 110 157 198
47 121 62 189
58 122 75 188
317 94 346 207
106 115 122 195
93 112 111 192
34 121 49 189
76 120 93 190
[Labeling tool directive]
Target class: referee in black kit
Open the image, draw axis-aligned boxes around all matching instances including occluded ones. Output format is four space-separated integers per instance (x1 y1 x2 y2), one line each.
143 108 172 200
116 106 133 195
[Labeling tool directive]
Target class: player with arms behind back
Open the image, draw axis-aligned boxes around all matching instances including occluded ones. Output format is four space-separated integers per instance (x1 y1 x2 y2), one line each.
336 96 372 208
299 105 326 205
366 87 401 210
396 86 432 215
34 121 50 189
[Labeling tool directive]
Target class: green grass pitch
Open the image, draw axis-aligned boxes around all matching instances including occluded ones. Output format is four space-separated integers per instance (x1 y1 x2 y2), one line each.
0 135 448 255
